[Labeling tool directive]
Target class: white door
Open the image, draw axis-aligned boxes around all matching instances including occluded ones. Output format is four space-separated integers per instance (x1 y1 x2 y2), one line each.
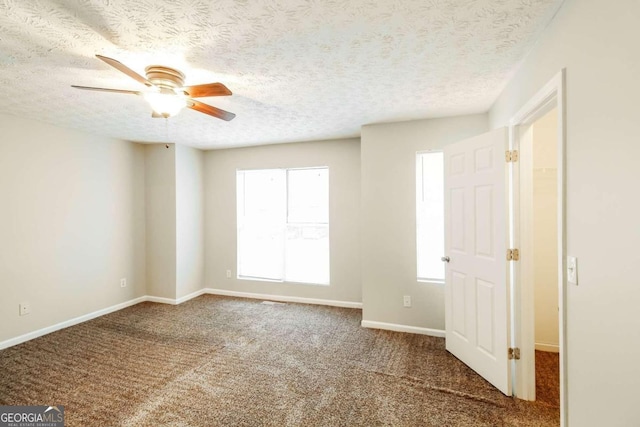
443 128 511 395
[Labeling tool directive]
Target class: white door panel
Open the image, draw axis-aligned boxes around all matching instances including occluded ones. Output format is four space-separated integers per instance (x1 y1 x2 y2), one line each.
444 127 510 395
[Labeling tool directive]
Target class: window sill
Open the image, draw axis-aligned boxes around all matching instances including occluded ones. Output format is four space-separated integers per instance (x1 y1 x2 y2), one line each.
238 276 330 287
417 279 445 285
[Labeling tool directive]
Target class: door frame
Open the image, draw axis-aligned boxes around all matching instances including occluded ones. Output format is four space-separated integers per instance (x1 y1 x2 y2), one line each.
508 69 567 426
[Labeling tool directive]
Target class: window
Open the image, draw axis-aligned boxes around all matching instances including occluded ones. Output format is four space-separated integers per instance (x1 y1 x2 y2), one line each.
237 167 329 285
416 152 444 283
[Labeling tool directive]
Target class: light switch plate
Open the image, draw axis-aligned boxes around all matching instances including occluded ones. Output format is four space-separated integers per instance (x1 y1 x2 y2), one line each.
567 256 578 285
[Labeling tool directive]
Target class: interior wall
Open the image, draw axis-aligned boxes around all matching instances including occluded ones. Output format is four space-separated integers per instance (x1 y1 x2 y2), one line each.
145 144 177 299
175 144 205 299
360 115 489 331
489 0 640 424
0 114 146 344
532 109 559 351
204 138 361 304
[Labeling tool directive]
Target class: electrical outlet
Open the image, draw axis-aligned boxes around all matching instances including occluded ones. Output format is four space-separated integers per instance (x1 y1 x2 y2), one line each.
19 302 31 316
226 270 232 279
120 278 127 288
403 295 412 308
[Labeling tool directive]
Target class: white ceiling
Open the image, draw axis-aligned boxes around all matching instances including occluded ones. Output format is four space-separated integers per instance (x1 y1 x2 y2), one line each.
0 0 564 149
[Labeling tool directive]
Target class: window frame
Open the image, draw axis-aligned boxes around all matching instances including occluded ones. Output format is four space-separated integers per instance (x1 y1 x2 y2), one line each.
236 166 330 286
416 150 445 285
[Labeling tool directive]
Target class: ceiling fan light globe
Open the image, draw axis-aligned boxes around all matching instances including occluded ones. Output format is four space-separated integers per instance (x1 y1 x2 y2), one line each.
143 92 187 117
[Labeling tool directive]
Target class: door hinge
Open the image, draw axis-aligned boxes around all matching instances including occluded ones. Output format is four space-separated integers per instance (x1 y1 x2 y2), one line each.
505 150 519 162
508 347 521 360
507 248 520 261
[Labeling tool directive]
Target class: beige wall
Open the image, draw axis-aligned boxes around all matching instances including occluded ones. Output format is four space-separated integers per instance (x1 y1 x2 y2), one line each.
0 114 146 343
204 139 361 303
532 109 559 350
144 144 177 299
145 143 206 300
176 144 205 299
360 115 488 330
490 0 640 424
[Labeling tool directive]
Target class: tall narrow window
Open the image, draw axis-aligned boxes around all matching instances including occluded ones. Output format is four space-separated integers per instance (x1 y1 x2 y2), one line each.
416 152 445 283
237 167 329 285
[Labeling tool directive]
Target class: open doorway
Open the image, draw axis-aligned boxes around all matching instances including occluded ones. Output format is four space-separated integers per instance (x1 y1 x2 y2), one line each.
528 108 560 408
441 70 566 424
510 70 566 426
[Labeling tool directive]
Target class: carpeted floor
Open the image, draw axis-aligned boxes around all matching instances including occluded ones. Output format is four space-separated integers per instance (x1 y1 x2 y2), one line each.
0 295 559 426
535 350 560 407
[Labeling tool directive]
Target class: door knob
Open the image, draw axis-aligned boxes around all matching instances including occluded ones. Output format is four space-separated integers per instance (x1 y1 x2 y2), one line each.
441 256 450 263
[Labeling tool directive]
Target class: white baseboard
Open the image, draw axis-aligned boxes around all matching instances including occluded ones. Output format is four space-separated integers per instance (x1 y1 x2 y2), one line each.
145 289 206 305
205 288 363 309
535 342 560 353
145 295 179 305
0 296 147 350
361 320 445 338
176 288 207 304
0 289 362 350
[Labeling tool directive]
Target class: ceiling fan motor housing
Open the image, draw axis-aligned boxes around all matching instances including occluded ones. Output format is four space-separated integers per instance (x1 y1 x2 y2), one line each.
145 65 185 90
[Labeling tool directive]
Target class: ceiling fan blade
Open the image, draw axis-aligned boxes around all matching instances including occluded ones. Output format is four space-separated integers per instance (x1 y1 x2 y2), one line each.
188 100 236 121
71 85 141 95
151 111 164 118
95 54 152 87
182 83 232 98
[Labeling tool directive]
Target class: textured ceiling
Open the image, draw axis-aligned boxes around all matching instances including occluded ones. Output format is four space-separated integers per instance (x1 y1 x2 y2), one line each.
0 0 564 149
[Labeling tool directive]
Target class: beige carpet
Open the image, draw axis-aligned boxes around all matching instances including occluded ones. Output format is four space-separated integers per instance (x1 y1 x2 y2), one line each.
535 350 560 407
0 295 559 426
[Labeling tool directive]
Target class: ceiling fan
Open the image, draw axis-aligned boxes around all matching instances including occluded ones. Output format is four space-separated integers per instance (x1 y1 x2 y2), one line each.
72 54 235 121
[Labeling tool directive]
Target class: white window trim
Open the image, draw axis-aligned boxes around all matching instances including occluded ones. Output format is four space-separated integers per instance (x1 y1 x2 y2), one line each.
416 150 445 284
236 166 330 286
